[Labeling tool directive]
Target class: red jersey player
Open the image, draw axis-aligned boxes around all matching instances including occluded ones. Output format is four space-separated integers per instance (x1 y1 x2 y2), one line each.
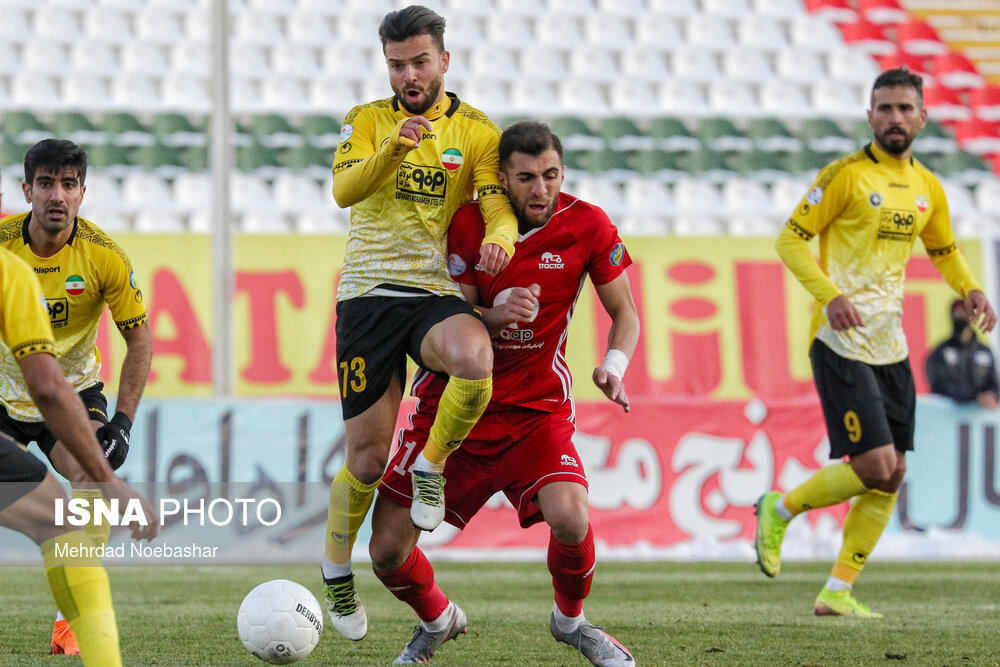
368 121 639 666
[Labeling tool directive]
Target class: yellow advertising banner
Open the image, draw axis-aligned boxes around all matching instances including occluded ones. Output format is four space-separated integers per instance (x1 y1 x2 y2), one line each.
96 234 982 401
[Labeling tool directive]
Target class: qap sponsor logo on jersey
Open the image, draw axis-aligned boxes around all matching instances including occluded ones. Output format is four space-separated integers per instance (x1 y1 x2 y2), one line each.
498 327 533 341
46 297 68 328
65 275 85 296
448 253 467 276
538 252 564 269
916 194 928 212
806 186 823 205
339 123 353 144
609 242 625 266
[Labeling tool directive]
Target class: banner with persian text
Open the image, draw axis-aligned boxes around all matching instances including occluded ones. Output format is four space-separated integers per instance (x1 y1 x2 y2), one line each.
5 395 998 564
92 235 983 400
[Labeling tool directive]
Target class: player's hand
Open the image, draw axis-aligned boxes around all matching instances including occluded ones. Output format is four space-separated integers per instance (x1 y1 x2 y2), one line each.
966 289 996 334
593 367 630 413
476 243 510 275
978 391 999 410
103 477 159 541
96 411 131 470
826 295 863 330
395 116 433 150
490 284 540 329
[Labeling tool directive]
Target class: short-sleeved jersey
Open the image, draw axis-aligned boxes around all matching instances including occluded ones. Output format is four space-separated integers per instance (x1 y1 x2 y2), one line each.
333 93 506 301
411 194 631 412
0 214 146 421
0 247 55 361
782 142 968 365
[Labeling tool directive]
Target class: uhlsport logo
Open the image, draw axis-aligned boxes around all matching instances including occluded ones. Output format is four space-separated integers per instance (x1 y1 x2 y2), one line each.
538 252 564 269
65 275 85 296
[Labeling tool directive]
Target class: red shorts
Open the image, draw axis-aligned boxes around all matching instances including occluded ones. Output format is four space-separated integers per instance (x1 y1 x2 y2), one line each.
380 404 587 529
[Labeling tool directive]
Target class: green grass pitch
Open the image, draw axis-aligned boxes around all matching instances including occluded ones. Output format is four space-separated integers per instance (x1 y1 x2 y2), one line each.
0 561 998 665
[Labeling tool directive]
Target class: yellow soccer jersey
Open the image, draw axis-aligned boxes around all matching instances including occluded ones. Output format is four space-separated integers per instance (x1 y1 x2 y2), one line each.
332 92 514 301
0 213 147 421
0 247 55 361
776 141 980 365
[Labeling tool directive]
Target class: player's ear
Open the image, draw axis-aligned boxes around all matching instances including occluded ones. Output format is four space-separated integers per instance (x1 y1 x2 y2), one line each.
440 49 449 74
497 169 508 190
21 181 31 203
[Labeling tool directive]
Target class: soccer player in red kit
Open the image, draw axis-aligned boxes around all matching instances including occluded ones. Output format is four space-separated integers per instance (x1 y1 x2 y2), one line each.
368 121 639 666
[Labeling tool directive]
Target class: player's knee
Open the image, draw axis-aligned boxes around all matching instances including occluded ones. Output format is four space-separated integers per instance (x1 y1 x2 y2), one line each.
447 339 492 380
347 449 389 485
369 539 408 572
546 506 589 544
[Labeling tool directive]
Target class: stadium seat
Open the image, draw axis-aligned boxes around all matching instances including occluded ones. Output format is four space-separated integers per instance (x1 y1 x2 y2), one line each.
134 8 185 44
647 118 702 152
64 75 113 111
722 178 776 218
309 78 359 116
747 118 801 153
233 12 285 45
548 117 604 152
954 119 1000 157
785 149 837 175
827 48 882 87
286 12 336 46
321 44 377 83
511 80 559 114
599 117 654 151
735 15 788 51
771 175 813 213
70 42 119 76
79 174 126 214
230 172 277 214
549 0 598 17
857 0 908 26
971 86 1000 122
912 120 957 156
583 15 632 48
32 6 83 43
646 0 700 18
620 47 670 82
0 167 29 212
249 114 300 149
789 14 846 52
609 81 660 114
11 73 62 110
707 80 759 116
721 48 775 84
134 210 187 233
875 52 933 84
773 49 827 85
131 144 186 175
460 80 511 117
122 171 176 211
51 112 105 147
575 150 632 175
150 112 203 148
623 177 674 217
758 80 812 118
483 15 534 48
672 213 726 236
470 45 520 82
896 19 949 57
658 81 709 116
272 44 321 77
280 145 333 176
569 48 619 83
301 115 342 150
3 111 51 144
576 176 625 218
236 143 282 173
534 14 583 48
974 179 1000 216
804 0 857 23
85 210 132 232
261 77 311 112
172 171 211 213
629 150 684 178
733 150 790 180
273 173 329 214
932 52 986 90
183 9 211 43
924 87 972 125
939 178 977 220
800 118 857 153
684 14 735 50
672 48 722 84
698 119 751 154
752 0 803 19
295 209 349 234
118 42 167 75
22 41 69 74
839 20 896 56
680 150 736 181
634 15 684 49
811 81 867 119
241 211 293 233
1 10 31 43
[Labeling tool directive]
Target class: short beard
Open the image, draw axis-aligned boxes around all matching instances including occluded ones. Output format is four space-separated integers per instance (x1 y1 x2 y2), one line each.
876 129 915 156
397 79 442 116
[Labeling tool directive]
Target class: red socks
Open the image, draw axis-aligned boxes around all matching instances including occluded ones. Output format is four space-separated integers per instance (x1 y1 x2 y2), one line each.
548 525 595 618
374 547 449 623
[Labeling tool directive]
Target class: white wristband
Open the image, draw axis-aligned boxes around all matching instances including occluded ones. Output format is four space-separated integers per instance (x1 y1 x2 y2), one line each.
601 349 629 379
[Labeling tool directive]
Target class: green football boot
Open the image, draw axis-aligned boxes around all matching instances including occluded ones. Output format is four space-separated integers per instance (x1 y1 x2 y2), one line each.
814 586 883 618
753 491 790 578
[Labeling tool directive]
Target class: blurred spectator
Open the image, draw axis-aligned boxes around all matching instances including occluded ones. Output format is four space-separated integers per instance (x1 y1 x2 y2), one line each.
926 298 1000 408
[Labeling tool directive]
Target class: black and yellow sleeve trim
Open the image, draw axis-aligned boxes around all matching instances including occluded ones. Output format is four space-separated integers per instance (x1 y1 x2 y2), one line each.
786 220 814 241
926 243 957 258
116 314 148 330
12 339 55 359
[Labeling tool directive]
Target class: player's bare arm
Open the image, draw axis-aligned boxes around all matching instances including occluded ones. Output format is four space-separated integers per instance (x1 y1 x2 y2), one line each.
592 273 640 413
965 289 997 333
114 323 153 420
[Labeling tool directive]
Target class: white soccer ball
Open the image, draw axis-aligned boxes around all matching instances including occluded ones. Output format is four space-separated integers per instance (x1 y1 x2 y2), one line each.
237 579 323 664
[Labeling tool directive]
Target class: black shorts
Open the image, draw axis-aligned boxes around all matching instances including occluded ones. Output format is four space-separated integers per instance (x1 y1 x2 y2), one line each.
0 431 48 512
0 383 108 459
336 289 481 419
810 339 915 459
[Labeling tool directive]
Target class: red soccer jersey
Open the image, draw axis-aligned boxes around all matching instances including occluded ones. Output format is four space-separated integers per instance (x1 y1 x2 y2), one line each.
411 192 631 412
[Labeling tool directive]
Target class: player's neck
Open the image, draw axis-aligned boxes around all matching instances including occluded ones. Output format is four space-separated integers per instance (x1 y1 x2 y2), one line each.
26 216 73 258
871 139 912 164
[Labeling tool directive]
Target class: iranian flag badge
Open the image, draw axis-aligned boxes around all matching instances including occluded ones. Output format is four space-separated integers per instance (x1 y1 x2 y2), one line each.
65 275 85 296
442 148 463 171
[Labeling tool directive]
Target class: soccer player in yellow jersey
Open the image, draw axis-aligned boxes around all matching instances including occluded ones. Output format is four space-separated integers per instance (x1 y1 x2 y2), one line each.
0 245 157 666
0 139 153 653
754 68 997 616
322 5 517 640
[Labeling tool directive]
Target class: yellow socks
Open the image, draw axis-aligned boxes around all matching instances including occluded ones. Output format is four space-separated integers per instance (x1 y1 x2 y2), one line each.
831 488 898 585
782 462 868 517
42 531 121 667
72 488 111 549
324 464 380 566
423 376 492 464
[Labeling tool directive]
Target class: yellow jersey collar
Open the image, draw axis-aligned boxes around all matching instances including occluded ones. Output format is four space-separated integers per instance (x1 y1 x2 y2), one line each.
866 141 913 170
22 212 80 246
392 92 460 121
